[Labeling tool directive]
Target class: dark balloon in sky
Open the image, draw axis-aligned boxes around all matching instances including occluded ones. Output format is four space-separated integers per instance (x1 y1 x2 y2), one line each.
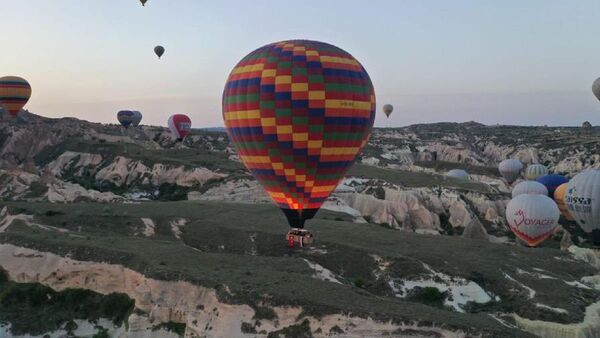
154 46 165 59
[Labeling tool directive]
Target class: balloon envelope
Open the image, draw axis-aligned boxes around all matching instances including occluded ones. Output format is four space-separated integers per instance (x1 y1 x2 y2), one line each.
0 76 32 117
536 174 568 197
525 164 548 181
506 194 560 247
512 181 548 199
499 159 523 184
554 183 574 221
154 46 165 59
117 110 135 128
383 104 393 118
168 114 191 140
565 170 600 241
131 111 143 127
593 77 600 102
140 0 148 6
447 169 469 180
223 40 376 228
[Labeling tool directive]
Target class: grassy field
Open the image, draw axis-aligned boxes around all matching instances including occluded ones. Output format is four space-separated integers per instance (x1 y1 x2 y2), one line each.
349 164 498 194
413 161 500 177
1 201 598 337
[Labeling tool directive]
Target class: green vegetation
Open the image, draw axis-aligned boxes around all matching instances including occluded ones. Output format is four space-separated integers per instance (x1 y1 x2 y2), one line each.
152 322 186 336
23 181 49 198
0 270 134 336
408 287 447 307
267 319 312 338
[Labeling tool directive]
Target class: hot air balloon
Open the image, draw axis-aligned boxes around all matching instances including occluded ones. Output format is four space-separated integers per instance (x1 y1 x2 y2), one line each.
117 110 135 128
593 77 600 102
222 40 375 245
154 46 165 59
131 111 143 127
525 164 548 181
506 194 560 247
536 174 568 197
511 181 548 199
383 104 393 118
565 170 600 242
554 183 574 221
140 0 148 6
168 114 191 141
0 76 32 118
447 169 469 180
499 159 523 184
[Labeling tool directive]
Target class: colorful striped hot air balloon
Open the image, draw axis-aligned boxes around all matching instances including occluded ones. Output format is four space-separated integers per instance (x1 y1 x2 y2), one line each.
0 76 32 117
223 40 375 230
525 164 548 181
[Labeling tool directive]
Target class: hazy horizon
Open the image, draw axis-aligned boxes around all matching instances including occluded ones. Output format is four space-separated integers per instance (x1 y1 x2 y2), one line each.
2 0 600 127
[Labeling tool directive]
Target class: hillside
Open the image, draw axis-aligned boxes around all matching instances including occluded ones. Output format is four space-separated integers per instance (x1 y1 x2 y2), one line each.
0 113 599 337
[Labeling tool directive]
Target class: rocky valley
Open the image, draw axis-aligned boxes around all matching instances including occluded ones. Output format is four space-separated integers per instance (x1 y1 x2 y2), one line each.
0 113 599 337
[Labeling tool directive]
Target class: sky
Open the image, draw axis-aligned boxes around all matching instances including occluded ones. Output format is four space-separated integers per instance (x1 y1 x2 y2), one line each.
1 0 600 127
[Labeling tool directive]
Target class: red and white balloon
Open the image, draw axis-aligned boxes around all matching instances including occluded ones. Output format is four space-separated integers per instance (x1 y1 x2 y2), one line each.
506 194 560 247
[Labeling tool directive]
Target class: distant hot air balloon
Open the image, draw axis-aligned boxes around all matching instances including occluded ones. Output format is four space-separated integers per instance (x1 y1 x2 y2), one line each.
536 174 568 197
447 169 469 180
554 183 574 221
154 46 165 59
0 76 32 117
131 111 143 127
565 170 600 242
117 110 135 128
168 114 191 141
223 40 375 234
506 194 560 247
511 181 548 199
383 104 393 118
499 159 523 184
593 77 600 102
525 164 548 181
140 0 148 6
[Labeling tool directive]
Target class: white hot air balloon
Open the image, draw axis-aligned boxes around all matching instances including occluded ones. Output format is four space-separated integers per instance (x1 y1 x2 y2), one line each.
506 194 560 247
383 104 393 118
593 77 600 102
511 181 548 198
565 169 600 242
447 169 469 181
525 164 548 181
499 159 523 184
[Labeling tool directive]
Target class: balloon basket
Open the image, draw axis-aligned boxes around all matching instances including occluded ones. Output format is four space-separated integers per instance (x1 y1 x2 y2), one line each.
286 228 314 249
